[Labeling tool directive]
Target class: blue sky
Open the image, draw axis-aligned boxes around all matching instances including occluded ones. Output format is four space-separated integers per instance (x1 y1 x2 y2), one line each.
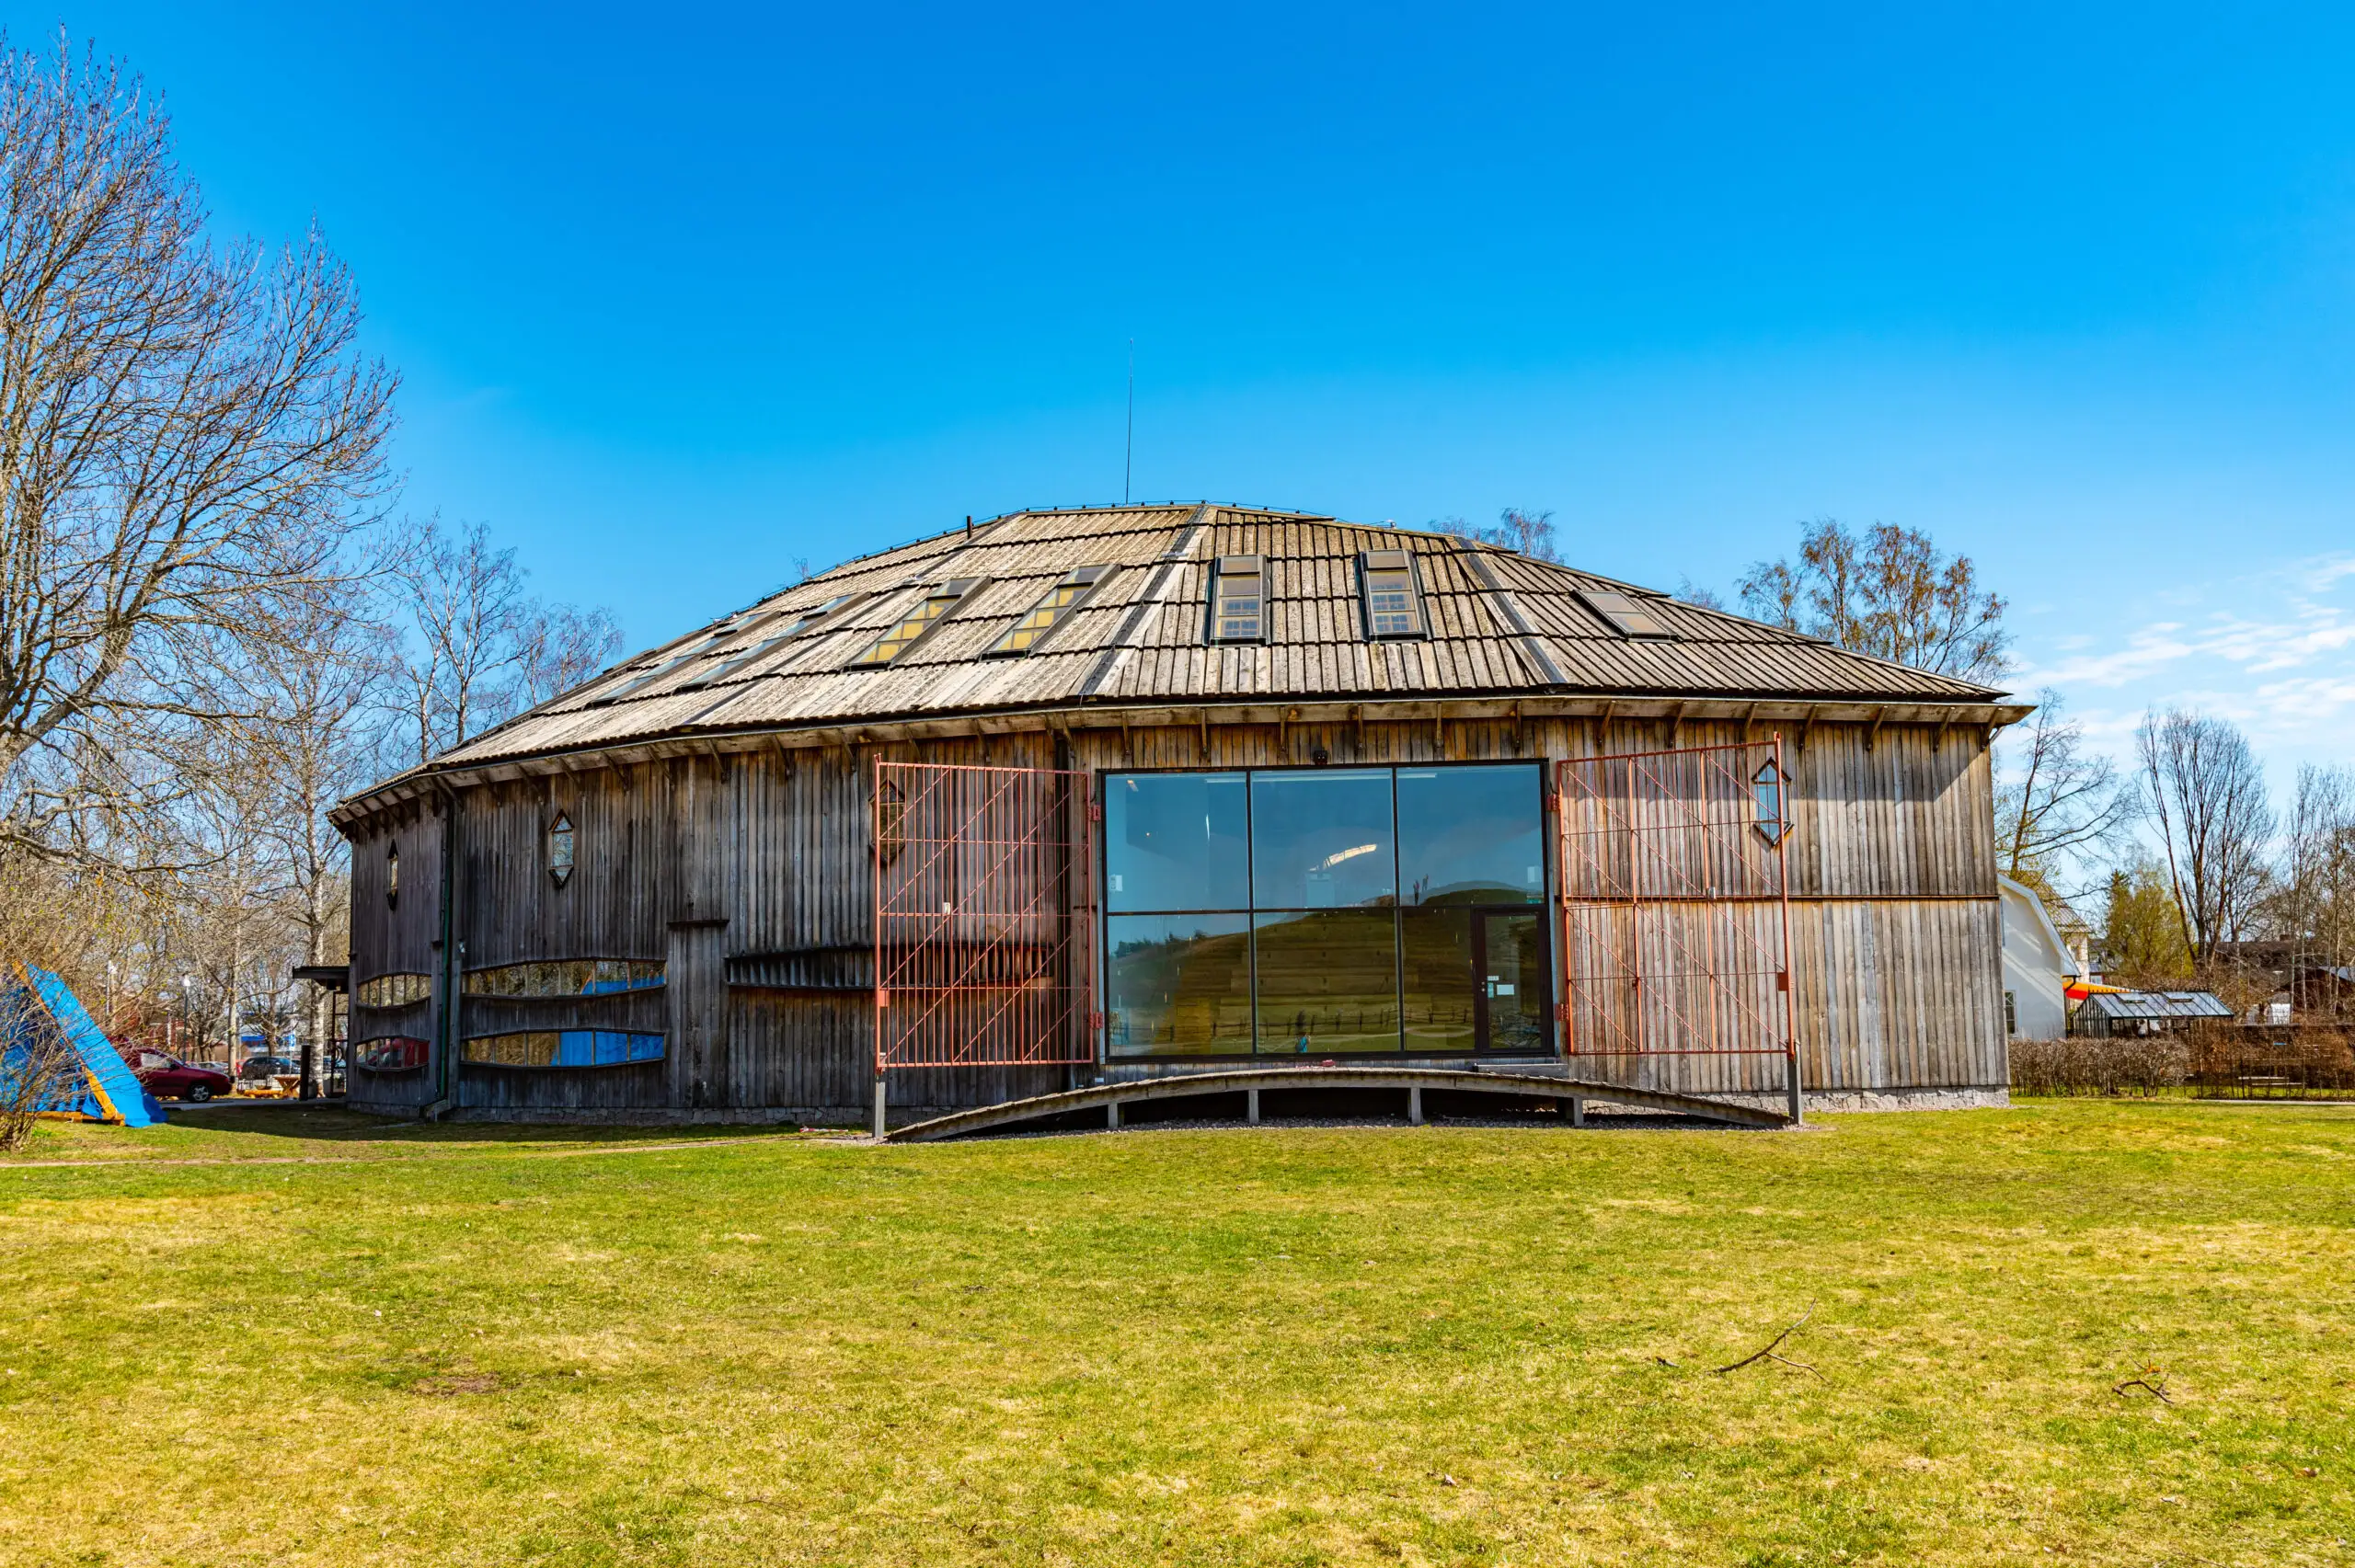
25 3 2355 774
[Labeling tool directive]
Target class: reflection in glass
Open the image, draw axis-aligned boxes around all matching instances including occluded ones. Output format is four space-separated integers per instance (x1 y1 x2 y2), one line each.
1400 910 1476 1051
1106 773 1249 912
1249 770 1395 910
464 959 664 998
1397 765 1544 906
1252 910 1399 1053
465 1031 665 1067
353 972 431 1009
1482 911 1550 1054
1106 914 1253 1056
353 1036 428 1072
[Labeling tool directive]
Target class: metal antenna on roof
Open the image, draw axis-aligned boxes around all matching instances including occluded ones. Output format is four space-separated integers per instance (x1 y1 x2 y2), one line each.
1124 338 1134 506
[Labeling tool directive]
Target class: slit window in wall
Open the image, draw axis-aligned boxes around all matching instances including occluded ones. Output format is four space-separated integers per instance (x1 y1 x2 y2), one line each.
990 567 1111 656
354 972 431 1009
465 1030 666 1067
877 779 907 866
1209 555 1266 643
463 959 663 998
1751 759 1789 845
1358 550 1427 639
1576 588 1676 640
548 812 575 885
385 843 398 907
848 578 982 666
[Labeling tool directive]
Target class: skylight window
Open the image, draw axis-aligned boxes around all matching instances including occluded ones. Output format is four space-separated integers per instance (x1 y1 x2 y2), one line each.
680 594 862 689
848 578 981 667
1358 549 1427 639
1577 589 1676 640
991 567 1110 656
598 621 754 703
1209 555 1266 643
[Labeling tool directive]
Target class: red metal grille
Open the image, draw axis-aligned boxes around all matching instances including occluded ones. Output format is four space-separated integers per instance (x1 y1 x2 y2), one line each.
1556 739 1798 1064
873 760 1097 1070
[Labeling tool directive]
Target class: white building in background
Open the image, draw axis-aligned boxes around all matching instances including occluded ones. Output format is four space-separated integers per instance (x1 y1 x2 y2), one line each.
1998 876 2080 1040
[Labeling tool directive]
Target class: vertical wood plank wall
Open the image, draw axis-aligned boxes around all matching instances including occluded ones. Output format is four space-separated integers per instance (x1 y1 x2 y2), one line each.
342 714 2005 1121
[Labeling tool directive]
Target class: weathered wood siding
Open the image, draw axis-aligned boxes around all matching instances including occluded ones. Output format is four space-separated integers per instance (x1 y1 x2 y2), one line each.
345 804 443 1113
341 710 2002 1121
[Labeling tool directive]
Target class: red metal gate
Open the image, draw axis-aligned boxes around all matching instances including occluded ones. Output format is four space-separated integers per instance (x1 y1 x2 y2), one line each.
872 760 1097 1072
1556 738 1799 1111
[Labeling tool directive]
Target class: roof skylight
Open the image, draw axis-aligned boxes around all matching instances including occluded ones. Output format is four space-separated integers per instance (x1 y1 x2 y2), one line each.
990 567 1110 657
848 578 982 667
679 594 863 690
597 620 757 704
1577 588 1676 640
1358 549 1427 639
1208 555 1266 643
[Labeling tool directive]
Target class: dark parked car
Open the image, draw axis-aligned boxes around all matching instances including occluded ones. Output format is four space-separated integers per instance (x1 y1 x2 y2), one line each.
122 1048 234 1102
237 1055 300 1082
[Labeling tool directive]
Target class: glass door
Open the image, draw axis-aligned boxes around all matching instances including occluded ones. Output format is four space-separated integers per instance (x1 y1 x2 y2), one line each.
1475 910 1550 1054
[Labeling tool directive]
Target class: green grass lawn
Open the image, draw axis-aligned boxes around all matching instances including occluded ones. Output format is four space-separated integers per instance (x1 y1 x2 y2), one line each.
0 1101 2349 1567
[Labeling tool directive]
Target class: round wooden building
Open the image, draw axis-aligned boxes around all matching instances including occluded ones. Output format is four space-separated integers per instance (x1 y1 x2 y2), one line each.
329 504 2028 1128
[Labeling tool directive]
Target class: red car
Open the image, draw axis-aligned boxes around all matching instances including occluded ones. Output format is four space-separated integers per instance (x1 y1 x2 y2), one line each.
122 1047 234 1102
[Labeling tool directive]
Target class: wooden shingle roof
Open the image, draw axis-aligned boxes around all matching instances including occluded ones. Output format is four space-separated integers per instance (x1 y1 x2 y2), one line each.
373 502 2014 789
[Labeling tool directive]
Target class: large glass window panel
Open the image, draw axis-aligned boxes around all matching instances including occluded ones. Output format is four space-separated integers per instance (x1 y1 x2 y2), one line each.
1249 770 1396 910
1251 910 1400 1053
1400 909 1477 1052
1106 773 1250 911
1396 764 1545 907
1106 914 1254 1057
1481 911 1551 1054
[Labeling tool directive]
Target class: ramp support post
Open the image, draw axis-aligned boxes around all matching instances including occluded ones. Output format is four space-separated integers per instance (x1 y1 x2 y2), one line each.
1408 1085 1423 1125
1107 1101 1121 1129
1785 1053 1804 1127
1246 1088 1259 1124
872 1074 886 1139
1570 1094 1585 1127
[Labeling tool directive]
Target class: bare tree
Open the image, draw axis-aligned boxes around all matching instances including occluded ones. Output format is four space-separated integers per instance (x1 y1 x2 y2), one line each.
2135 707 2274 968
1442 508 1562 563
210 584 376 1093
1739 520 2009 682
383 516 621 764
2275 764 2355 1009
1995 689 2131 905
0 35 394 855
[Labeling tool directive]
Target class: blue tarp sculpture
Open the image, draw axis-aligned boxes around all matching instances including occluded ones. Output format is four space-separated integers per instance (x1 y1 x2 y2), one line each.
1 963 164 1127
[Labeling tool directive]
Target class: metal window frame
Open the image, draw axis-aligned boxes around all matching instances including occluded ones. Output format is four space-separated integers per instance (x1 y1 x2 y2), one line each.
1206 554 1268 645
1099 760 1549 1061
847 578 986 668
987 565 1114 658
1356 548 1430 641
1575 587 1677 640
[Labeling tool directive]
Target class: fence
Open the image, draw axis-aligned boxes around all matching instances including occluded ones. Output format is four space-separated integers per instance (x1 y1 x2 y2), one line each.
1556 739 1799 1114
872 761 1097 1072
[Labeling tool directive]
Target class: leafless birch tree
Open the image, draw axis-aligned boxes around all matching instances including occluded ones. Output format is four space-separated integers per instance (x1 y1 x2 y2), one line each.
2136 707 2274 968
1739 520 2009 681
382 514 620 764
1995 688 2131 906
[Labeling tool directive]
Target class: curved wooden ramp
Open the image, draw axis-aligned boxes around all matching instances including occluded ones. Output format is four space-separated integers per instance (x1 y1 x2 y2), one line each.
881 1065 1789 1143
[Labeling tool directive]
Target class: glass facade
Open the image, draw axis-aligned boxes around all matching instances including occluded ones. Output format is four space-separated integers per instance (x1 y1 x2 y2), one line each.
1102 762 1549 1058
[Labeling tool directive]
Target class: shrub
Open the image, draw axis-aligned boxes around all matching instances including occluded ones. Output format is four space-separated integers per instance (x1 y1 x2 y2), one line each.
2009 1036 2188 1097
